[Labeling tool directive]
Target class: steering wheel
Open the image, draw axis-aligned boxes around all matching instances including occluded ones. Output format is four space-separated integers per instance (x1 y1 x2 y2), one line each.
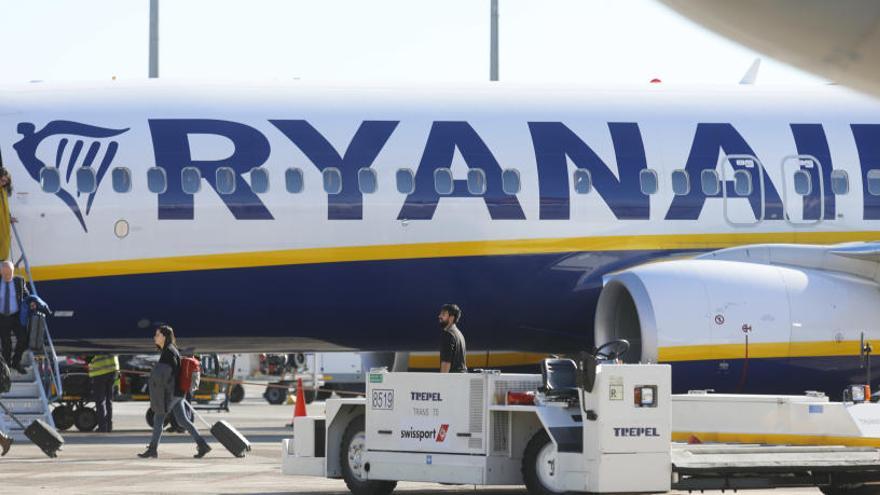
594 339 630 361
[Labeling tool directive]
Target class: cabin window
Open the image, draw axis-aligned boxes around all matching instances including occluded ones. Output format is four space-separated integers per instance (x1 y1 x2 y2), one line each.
733 169 752 196
467 169 486 195
793 169 811 196
671 169 689 196
76 167 97 194
434 168 453 195
639 169 658 195
701 170 720 195
250 167 270 194
181 167 202 195
323 168 342 195
868 170 880 196
830 169 849 195
285 168 304 194
502 169 520 195
396 169 415 194
215 167 236 195
358 168 378 194
573 169 592 194
147 167 167 194
40 167 61 194
112 167 132 193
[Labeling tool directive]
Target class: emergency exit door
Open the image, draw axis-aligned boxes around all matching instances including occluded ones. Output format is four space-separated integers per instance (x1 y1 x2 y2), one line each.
722 154 765 226
781 155 825 225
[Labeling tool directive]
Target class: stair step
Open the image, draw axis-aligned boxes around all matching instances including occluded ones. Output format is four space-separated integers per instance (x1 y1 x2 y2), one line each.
0 397 44 414
2 412 49 430
10 367 36 382
2 382 40 398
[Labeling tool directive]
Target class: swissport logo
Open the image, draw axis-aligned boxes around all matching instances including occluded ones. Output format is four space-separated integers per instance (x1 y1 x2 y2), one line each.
400 424 449 442
13 121 129 232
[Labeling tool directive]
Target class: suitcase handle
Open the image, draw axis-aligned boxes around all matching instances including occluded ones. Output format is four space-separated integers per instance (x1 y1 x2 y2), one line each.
183 399 214 429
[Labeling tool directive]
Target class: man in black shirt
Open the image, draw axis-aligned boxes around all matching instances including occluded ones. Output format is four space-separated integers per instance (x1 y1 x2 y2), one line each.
438 304 467 373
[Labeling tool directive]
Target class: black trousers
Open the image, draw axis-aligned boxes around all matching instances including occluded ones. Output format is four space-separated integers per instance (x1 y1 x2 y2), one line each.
0 312 25 367
92 373 115 432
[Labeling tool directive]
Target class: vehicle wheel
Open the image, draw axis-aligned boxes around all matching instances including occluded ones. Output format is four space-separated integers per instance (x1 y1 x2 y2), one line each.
522 430 564 495
168 403 194 433
229 384 245 403
52 405 75 431
340 415 397 495
316 390 332 401
145 408 172 428
264 384 287 405
74 406 99 432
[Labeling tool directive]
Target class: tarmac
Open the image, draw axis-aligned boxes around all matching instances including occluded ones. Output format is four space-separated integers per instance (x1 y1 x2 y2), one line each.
1 382 824 495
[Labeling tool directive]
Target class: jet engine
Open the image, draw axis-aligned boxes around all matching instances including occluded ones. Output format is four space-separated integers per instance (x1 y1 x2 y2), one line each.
594 244 880 364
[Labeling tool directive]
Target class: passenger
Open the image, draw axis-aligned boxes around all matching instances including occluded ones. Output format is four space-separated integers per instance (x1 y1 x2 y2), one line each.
88 354 119 432
0 168 11 262
438 304 467 373
138 325 211 459
0 261 28 374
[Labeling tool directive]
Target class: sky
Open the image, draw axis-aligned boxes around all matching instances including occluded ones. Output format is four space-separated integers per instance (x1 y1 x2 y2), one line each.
0 0 826 85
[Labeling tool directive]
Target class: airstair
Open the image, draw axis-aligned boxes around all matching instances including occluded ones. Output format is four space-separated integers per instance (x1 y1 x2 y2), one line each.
0 222 63 440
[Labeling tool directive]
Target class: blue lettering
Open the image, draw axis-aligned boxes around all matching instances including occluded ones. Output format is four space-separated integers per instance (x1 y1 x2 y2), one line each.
665 123 784 221
851 124 880 220
271 120 398 220
397 122 525 221
148 119 273 220
791 124 835 220
529 122 649 220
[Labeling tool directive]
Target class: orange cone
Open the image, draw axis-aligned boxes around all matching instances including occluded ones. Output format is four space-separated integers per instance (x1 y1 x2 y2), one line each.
294 377 307 418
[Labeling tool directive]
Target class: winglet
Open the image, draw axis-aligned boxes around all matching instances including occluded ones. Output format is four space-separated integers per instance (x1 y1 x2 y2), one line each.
740 58 761 85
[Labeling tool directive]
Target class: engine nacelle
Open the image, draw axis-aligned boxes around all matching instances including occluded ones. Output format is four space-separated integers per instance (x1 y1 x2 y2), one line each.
595 257 880 364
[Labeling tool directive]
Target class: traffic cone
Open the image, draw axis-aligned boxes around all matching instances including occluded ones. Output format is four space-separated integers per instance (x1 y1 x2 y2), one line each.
294 377 307 418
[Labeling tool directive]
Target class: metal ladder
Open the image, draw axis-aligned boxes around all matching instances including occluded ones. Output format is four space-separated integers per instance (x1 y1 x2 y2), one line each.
0 222 63 440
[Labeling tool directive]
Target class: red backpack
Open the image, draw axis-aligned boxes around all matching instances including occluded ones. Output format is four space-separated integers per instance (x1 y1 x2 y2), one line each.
178 356 201 394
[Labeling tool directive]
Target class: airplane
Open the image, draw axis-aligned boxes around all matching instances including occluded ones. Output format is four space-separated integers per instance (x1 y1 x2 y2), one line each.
1 79 879 396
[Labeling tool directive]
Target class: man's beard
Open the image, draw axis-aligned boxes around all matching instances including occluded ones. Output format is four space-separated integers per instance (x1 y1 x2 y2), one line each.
438 320 448 329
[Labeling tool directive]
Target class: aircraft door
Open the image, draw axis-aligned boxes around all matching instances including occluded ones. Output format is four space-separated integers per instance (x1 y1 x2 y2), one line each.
780 155 824 225
721 154 764 226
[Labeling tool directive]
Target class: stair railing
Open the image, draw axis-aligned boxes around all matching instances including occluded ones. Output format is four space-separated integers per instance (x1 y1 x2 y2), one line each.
10 220 62 401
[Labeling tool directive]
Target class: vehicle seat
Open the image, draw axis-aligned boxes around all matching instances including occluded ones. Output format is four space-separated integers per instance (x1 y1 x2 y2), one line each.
540 358 579 400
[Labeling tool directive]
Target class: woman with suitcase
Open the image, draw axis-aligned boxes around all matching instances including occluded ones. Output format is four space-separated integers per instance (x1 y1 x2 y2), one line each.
138 325 211 459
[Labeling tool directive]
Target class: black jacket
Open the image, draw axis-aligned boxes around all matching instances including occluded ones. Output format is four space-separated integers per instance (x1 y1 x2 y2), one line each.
158 343 183 397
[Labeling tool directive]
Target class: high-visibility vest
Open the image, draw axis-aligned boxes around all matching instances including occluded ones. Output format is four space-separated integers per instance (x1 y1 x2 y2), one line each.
88 355 119 378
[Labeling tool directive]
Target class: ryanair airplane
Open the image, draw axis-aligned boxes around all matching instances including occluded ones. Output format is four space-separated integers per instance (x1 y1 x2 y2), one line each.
1 80 879 395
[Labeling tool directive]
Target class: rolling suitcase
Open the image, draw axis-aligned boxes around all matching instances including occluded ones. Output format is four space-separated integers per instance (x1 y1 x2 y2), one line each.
186 401 251 457
0 401 63 458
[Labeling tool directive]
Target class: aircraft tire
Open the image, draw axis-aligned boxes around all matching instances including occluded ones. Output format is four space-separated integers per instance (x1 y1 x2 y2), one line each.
74 406 99 432
52 405 75 431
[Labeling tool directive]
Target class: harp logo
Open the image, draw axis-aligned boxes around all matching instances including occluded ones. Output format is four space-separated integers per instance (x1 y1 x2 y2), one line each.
13 121 129 232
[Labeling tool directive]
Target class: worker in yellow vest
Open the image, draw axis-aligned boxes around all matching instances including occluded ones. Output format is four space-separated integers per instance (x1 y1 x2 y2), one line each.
88 354 119 432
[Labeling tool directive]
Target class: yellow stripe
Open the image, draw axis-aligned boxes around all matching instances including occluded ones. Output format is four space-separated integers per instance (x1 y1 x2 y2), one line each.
659 340 862 362
672 431 880 448
29 230 880 281
408 352 547 370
